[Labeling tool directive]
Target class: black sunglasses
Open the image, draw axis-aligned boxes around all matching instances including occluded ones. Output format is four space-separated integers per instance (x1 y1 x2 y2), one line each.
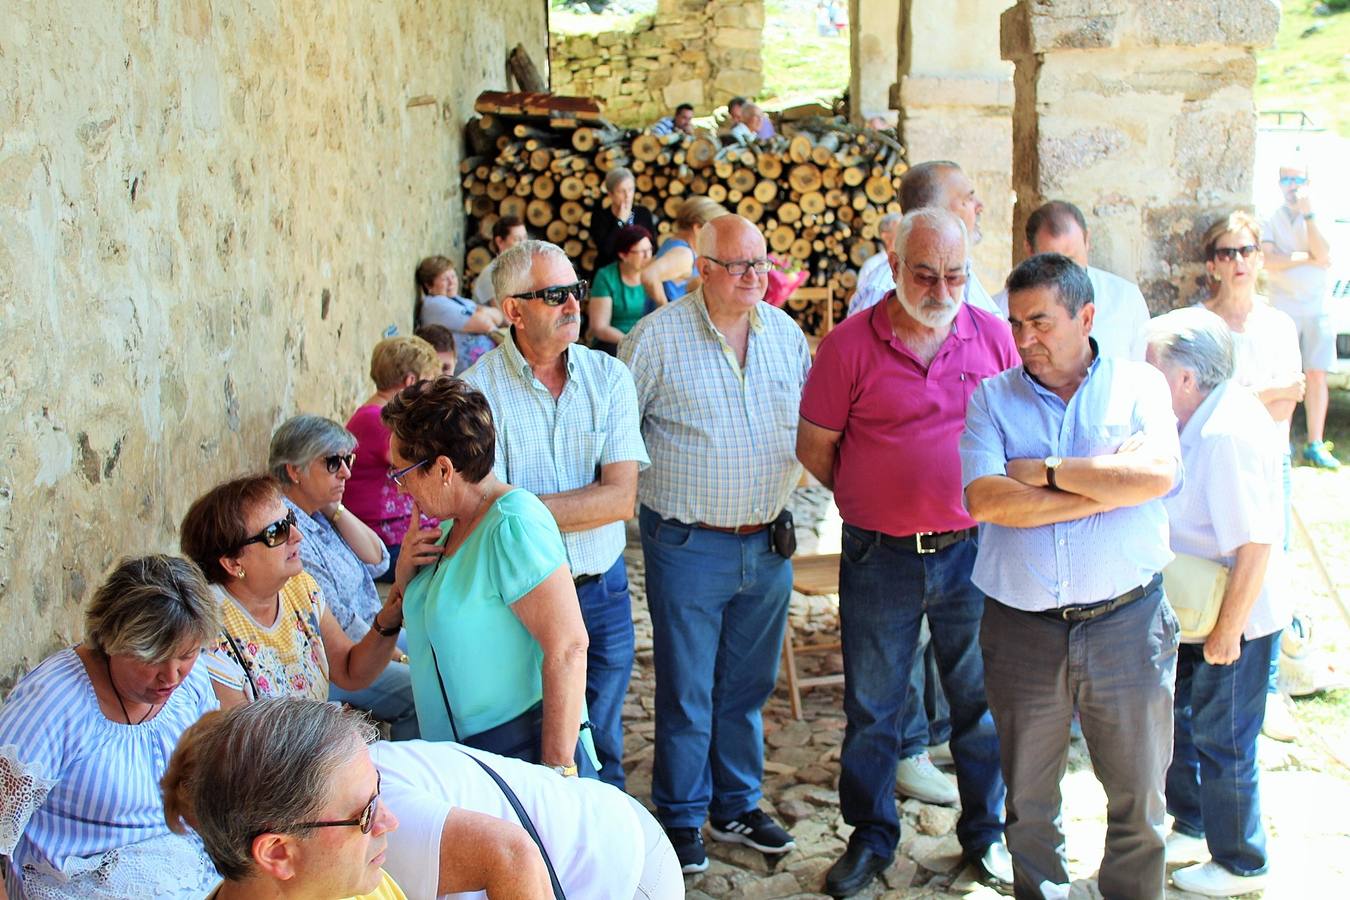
323 453 356 474
239 510 297 550
1211 245 1259 262
259 773 381 839
513 280 589 306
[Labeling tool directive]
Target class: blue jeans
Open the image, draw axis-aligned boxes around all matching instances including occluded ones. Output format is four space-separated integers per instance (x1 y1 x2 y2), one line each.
329 660 420 741
838 527 1004 857
1166 632 1275 877
901 624 953 757
575 555 636 789
639 506 792 828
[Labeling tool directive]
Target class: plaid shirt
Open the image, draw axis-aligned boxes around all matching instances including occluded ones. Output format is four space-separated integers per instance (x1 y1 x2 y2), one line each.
462 333 649 575
619 290 810 526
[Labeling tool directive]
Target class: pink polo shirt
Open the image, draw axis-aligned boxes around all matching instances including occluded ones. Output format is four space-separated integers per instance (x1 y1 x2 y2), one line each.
800 296 1017 536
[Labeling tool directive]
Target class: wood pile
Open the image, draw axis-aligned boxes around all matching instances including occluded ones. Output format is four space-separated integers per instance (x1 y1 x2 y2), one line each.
461 92 907 333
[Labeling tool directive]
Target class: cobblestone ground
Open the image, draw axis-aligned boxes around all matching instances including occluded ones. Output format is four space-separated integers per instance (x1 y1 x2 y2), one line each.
617 486 1350 898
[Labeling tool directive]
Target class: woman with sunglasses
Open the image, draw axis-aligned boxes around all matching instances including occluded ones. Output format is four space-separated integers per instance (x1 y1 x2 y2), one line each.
382 376 598 775
0 555 222 899
270 414 420 740
165 698 684 900
180 474 403 709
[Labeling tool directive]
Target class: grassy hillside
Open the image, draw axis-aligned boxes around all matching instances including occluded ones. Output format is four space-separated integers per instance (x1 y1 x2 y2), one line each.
1256 1 1350 136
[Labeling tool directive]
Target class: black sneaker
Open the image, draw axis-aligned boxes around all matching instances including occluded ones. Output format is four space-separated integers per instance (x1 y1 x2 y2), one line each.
665 827 709 874
708 808 796 854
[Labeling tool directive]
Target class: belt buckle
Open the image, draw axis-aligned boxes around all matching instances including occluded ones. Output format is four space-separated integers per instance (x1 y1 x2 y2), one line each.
914 531 936 555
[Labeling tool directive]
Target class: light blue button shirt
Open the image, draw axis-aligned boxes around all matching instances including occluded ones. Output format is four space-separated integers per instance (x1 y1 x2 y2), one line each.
463 333 649 576
960 348 1181 611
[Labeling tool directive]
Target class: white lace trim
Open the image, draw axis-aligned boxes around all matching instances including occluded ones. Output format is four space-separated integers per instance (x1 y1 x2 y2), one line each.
20 832 219 900
0 746 57 856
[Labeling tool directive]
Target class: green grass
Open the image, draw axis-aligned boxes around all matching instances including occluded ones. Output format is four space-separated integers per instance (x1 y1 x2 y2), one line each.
1255 1 1350 137
760 0 849 108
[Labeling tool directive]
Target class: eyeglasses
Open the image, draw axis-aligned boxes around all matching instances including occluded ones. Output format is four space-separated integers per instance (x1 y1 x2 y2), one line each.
262 773 382 839
239 510 297 550
387 458 428 486
1211 244 1260 262
512 280 589 306
903 260 970 291
703 256 774 277
323 453 356 475
1279 175 1308 186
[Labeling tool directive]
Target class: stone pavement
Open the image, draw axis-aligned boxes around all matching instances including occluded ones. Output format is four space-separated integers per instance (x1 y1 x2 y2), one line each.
616 486 1350 898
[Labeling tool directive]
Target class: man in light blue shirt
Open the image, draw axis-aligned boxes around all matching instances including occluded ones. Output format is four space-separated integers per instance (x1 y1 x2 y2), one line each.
464 239 649 790
959 253 1182 899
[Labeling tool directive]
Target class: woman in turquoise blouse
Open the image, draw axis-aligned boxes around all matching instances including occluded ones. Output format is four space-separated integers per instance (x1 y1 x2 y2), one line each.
588 225 654 355
382 376 597 776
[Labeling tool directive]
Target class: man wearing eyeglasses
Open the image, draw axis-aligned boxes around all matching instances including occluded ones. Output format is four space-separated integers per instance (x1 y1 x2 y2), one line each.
462 239 650 791
798 208 1016 897
1262 165 1339 469
961 253 1182 899
619 214 809 874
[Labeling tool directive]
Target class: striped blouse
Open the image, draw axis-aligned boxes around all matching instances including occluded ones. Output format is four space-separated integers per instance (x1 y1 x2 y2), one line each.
0 648 219 899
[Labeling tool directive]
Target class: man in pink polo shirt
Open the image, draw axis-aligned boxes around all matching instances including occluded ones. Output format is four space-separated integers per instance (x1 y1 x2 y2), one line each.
798 208 1017 898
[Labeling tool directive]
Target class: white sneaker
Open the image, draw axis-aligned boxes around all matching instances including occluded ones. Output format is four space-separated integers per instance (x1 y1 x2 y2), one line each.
1164 830 1208 865
1262 693 1299 742
895 752 959 805
1171 860 1268 896
978 839 1013 885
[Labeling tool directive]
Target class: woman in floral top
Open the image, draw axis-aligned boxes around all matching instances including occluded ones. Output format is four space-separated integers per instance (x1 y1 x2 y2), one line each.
180 474 405 708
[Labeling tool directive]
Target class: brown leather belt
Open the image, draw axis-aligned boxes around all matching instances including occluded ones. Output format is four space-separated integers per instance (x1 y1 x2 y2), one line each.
696 522 769 535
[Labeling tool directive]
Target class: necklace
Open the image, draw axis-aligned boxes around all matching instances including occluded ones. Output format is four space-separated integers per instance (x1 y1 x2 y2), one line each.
104 653 158 725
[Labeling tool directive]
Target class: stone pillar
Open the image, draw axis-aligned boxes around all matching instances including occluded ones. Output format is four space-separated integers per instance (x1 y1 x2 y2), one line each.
1001 1 1279 311
849 0 901 128
706 0 765 105
898 0 1014 289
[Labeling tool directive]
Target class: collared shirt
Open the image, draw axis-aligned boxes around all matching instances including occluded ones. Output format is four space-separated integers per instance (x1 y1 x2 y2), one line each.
619 290 810 527
994 266 1151 360
846 251 895 317
284 495 389 641
462 333 649 576
650 117 677 136
959 347 1181 610
1164 381 1284 642
1263 206 1328 315
801 298 1017 535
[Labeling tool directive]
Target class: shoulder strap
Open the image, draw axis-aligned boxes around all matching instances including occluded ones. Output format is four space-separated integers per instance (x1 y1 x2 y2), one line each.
426 640 462 743
462 751 567 900
220 630 260 701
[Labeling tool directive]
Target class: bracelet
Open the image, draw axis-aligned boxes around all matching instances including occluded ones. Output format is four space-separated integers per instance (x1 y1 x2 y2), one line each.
1303 212 1316 221
371 612 402 637
547 762 579 777
329 503 345 524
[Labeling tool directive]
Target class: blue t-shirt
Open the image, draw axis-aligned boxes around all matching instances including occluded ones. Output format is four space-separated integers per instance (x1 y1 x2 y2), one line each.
654 238 697 303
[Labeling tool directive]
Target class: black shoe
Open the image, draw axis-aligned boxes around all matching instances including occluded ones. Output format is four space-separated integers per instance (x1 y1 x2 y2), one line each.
665 826 709 874
708 808 796 854
825 841 893 898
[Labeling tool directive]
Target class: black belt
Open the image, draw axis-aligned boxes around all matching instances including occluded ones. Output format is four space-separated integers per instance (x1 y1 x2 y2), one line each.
573 573 602 587
859 526 976 555
1034 573 1163 623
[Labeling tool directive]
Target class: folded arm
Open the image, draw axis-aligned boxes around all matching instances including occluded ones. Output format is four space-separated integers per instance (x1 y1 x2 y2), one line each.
965 474 1116 528
538 461 638 532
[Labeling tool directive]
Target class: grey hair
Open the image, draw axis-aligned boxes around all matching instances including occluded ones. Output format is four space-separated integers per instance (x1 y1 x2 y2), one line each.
267 415 356 483
877 212 903 236
899 160 961 213
892 207 969 270
84 554 221 662
1145 307 1235 392
1005 253 1095 316
492 239 574 300
603 167 635 193
164 699 379 882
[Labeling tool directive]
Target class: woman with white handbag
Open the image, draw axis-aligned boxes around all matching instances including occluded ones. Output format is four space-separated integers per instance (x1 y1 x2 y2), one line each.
1144 307 1284 898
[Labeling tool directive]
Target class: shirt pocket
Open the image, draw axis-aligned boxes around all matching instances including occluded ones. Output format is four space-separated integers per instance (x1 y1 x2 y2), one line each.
574 431 607 483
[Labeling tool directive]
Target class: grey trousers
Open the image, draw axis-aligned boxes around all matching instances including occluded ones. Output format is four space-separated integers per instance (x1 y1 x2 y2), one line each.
980 586 1178 900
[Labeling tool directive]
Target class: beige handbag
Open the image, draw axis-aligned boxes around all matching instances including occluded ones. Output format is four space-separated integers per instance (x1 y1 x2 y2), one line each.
1162 553 1229 640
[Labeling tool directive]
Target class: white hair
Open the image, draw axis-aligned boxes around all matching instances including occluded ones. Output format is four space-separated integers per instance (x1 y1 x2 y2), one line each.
1145 307 1235 392
893 207 969 269
491 239 573 300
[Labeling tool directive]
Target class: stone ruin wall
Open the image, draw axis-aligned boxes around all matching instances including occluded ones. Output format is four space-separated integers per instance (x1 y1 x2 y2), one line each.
550 0 765 127
0 0 546 686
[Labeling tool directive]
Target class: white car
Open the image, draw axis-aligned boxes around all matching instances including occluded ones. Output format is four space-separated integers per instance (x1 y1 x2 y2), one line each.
1327 217 1349 390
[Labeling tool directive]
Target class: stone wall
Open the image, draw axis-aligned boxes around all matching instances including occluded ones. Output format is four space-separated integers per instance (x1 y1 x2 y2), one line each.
1002 0 1279 311
550 0 764 127
0 0 546 686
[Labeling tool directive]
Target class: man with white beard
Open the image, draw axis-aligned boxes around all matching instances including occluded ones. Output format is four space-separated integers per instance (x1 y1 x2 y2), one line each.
797 208 1018 897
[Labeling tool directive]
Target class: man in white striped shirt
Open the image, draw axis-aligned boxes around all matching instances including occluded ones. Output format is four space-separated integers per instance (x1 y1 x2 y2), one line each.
620 215 810 874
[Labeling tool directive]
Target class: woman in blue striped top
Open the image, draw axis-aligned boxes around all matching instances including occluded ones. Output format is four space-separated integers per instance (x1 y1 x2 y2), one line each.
0 555 222 900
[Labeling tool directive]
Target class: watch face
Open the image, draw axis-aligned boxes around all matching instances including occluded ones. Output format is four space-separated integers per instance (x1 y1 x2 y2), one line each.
1046 456 1062 468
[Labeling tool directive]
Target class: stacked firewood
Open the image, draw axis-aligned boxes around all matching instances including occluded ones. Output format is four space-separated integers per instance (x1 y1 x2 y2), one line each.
460 92 907 333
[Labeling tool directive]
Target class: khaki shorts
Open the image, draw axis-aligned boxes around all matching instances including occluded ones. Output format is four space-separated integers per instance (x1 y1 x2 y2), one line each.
1287 310 1336 371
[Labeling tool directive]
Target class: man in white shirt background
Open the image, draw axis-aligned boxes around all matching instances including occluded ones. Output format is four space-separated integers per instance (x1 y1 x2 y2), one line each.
993 200 1152 361
846 212 901 317
897 161 1002 317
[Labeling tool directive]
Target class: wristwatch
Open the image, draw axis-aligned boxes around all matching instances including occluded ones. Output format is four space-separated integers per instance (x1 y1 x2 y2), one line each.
329 503 346 524
548 762 579 777
1044 456 1063 490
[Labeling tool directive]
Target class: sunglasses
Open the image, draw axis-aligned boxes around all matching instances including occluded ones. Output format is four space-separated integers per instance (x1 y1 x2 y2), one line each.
1211 245 1259 262
323 453 356 474
513 280 589 306
239 510 297 550
262 773 382 839
1279 176 1307 186
903 260 970 291
387 458 428 487
703 256 774 277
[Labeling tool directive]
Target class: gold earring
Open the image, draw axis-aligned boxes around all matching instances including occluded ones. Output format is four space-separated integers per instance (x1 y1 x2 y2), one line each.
237 569 246 579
